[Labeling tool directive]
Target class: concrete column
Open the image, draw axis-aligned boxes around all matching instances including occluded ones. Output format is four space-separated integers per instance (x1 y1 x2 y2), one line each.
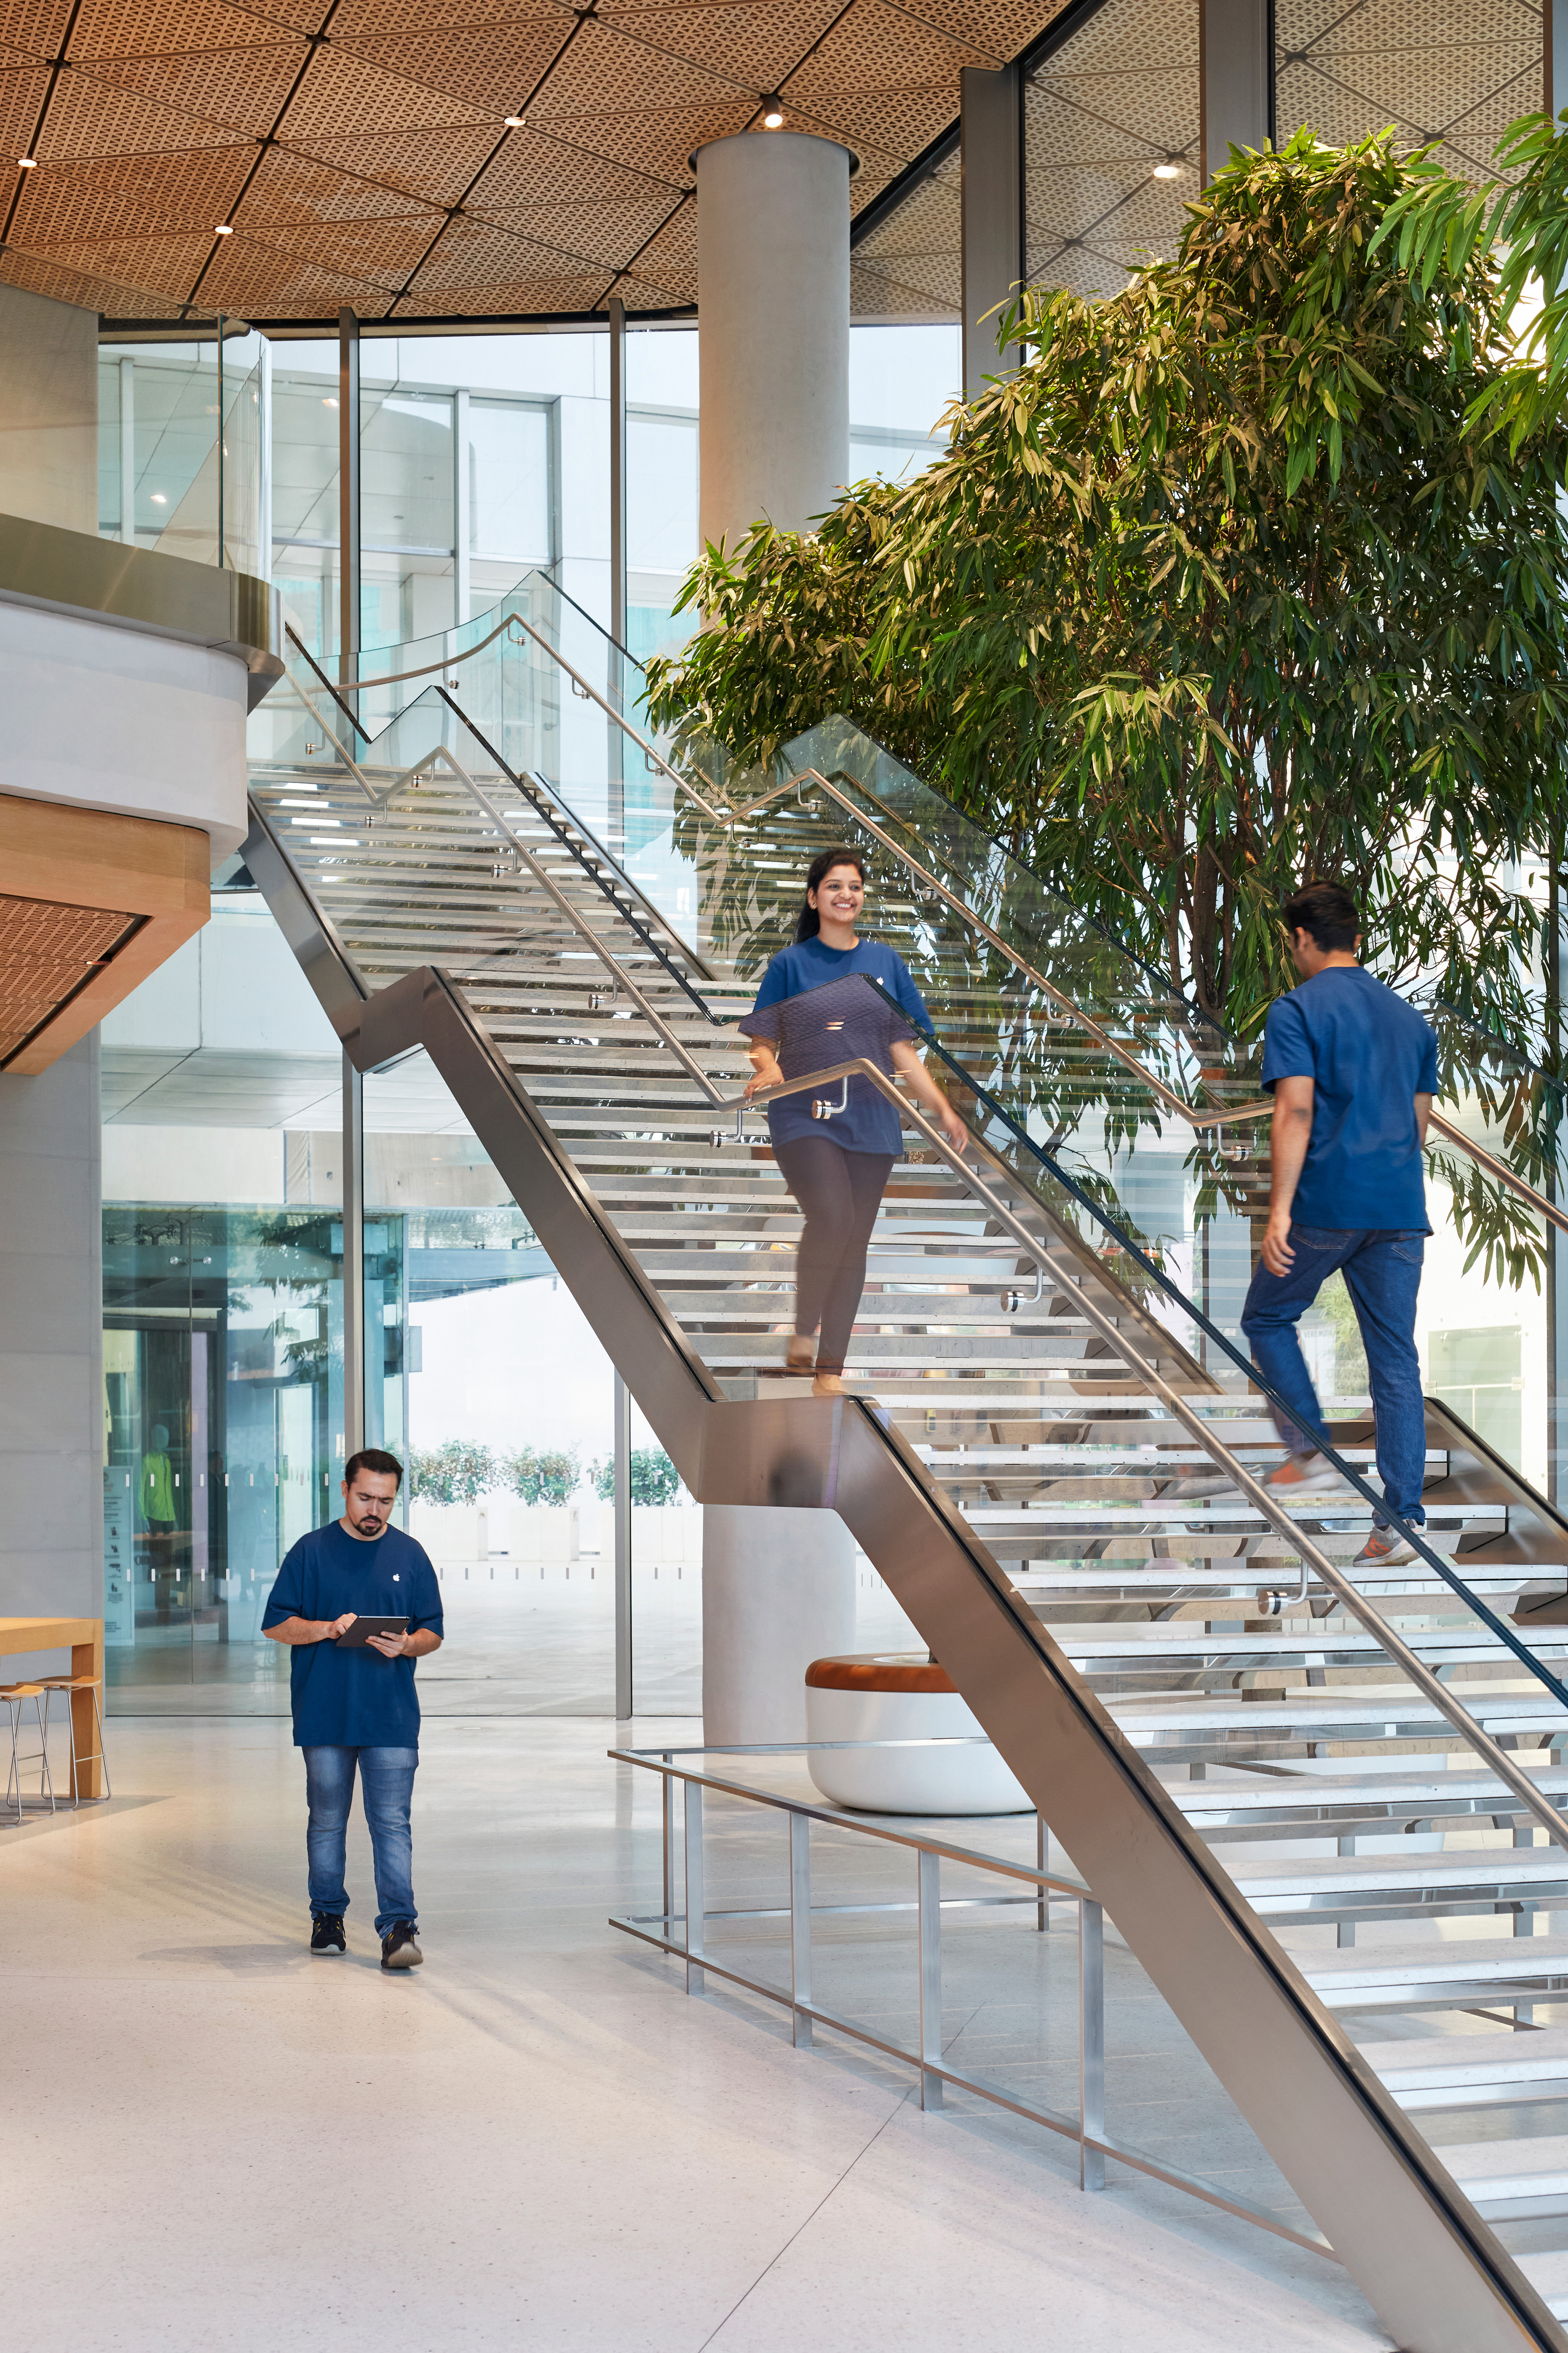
0 284 97 534
695 130 850 547
1200 0 1273 184
702 1504 856 1745
0 1033 103 1679
960 64 1022 396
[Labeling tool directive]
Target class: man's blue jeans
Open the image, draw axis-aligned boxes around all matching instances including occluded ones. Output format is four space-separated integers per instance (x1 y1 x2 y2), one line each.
1239 1225 1428 1526
302 1744 418 1934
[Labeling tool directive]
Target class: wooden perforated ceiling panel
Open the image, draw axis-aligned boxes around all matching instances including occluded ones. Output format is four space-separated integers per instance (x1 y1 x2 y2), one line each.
0 0 1065 323
0 892 139 1066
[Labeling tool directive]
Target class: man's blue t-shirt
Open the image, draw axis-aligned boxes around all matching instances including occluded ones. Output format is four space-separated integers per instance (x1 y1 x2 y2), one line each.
1260 966 1439 1232
261 1520 444 1749
741 938 931 1155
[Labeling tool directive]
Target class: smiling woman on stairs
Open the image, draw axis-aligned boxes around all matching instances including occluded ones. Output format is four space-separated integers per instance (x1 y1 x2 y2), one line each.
738 847 968 1398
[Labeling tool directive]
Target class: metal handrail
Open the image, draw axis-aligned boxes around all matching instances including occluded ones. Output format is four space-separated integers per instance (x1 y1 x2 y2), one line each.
670 758 1568 1240
288 599 1568 1257
290 602 1568 1246
609 1739 1333 2256
726 1055 1568 1844
283 620 722 1001
794 771 1568 1235
321 608 529 694
435 745 732 1111
261 675 734 1106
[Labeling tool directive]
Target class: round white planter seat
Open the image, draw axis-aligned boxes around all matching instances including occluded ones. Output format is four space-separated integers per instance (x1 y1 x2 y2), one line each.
803 1654 1032 1815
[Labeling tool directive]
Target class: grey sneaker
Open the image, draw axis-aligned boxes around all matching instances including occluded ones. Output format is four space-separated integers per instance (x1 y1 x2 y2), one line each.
380 1920 423 1970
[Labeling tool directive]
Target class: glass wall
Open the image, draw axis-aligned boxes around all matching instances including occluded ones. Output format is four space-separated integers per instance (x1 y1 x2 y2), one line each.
98 321 962 669
271 343 556 659
98 314 962 1711
98 328 266 573
102 1204 345 1700
100 878 345 1712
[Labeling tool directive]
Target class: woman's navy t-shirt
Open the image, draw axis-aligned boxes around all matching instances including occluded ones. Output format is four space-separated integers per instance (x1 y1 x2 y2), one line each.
1260 965 1439 1232
741 937 931 1155
262 1519 444 1748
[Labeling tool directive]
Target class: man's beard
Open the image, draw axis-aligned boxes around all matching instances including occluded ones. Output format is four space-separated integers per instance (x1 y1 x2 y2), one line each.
355 1513 383 1534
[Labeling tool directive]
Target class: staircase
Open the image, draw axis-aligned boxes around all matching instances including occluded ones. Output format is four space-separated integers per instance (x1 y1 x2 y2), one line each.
247 584 1568 2352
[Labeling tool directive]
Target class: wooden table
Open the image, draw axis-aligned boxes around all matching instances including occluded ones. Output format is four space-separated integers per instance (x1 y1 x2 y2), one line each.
0 1619 105 1800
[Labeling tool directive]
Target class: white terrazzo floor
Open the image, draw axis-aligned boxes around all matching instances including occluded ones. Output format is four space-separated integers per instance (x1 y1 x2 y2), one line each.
0 1716 1394 2351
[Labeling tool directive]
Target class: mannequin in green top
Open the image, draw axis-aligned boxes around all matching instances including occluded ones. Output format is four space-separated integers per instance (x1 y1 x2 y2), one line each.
140 1423 176 1532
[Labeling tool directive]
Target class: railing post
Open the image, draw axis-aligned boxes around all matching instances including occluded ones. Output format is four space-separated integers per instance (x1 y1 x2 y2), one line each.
1037 1810 1047 1932
789 1810 812 2048
614 1370 633 1721
661 1752 674 1932
341 1053 364 1458
1080 1898 1105 2190
918 1847 943 2110
684 1779 705 1996
337 306 360 716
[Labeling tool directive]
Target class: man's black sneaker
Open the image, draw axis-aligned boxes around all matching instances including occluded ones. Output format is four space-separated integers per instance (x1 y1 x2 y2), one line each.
310 1912 346 1955
381 1920 423 1971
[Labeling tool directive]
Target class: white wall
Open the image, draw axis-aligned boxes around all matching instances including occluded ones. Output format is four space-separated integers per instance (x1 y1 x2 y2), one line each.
0 1033 102 1674
101 897 341 1058
0 601 251 859
0 284 97 534
102 1124 286 1204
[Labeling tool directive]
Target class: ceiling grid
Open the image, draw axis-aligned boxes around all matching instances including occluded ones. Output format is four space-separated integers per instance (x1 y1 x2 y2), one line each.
0 0 1068 325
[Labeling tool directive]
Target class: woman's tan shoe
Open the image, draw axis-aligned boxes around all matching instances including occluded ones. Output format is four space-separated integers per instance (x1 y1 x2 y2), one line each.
812 1372 846 1397
786 1339 816 1374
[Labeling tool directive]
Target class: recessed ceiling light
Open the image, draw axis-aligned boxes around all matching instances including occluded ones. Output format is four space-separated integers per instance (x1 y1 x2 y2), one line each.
323 396 338 408
213 221 233 233
503 114 524 127
760 96 784 128
150 492 167 504
1152 160 1182 178
17 155 35 168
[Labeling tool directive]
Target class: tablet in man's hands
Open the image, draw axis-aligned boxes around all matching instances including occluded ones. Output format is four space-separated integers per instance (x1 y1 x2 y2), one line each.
335 1615 409 1647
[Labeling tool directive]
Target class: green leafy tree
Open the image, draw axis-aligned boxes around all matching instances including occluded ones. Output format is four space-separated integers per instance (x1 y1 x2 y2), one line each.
590 1448 681 1505
652 128 1568 1048
408 1440 495 1506
647 127 1568 1279
502 1446 581 1504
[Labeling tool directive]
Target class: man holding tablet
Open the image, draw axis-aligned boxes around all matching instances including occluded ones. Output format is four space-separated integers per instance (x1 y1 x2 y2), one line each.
263 1448 444 1970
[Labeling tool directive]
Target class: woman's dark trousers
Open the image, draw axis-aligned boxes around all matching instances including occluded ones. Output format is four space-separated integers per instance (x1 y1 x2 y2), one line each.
773 1135 894 1376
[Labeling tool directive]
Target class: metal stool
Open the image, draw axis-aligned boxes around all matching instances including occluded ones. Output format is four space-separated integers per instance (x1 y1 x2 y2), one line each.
0 1683 56 1824
39 1674 111 1806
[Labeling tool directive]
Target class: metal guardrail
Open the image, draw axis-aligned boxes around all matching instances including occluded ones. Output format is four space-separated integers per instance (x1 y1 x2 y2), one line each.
281 623 720 1003
243 815 1566 2344
732 1058 1568 1836
755 771 1568 1238
263 638 1568 1776
294 602 1568 1244
609 1738 1332 2254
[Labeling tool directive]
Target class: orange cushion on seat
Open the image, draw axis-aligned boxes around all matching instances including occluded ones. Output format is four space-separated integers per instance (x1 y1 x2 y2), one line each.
804 1654 956 1694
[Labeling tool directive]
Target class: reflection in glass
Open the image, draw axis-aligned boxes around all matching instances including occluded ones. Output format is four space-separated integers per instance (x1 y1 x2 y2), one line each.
97 333 265 573
102 1206 345 1707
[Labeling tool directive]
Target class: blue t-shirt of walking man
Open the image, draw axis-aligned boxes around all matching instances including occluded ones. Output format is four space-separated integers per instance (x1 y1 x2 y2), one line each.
1260 965 1439 1233
263 1521 444 1748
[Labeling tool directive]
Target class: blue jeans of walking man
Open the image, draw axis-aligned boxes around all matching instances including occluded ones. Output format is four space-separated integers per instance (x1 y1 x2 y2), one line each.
1240 1226 1427 1528
303 1745 419 1935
